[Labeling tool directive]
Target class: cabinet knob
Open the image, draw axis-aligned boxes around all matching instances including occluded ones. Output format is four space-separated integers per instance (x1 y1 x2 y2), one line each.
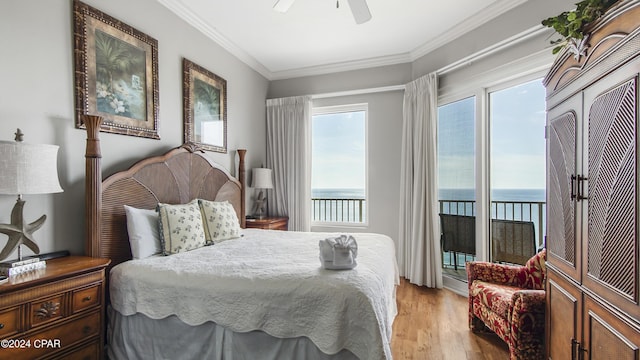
82 325 91 334
82 295 92 302
0 323 4 329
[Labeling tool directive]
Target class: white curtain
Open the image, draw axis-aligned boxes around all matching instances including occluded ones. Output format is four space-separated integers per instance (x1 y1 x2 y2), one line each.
266 96 312 231
398 72 443 288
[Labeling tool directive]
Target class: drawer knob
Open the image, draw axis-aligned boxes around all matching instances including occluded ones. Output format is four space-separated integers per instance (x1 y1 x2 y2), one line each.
0 323 4 329
82 295 92 302
82 325 91 334
35 301 60 319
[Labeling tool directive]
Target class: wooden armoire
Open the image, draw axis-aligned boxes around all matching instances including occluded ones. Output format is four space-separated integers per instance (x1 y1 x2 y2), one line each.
544 0 640 359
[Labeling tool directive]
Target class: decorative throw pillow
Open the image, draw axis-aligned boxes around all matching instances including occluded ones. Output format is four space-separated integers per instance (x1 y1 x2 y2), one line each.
198 199 241 244
124 205 162 259
157 201 206 255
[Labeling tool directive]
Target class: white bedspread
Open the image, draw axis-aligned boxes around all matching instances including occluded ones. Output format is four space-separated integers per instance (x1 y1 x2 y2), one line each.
110 229 399 360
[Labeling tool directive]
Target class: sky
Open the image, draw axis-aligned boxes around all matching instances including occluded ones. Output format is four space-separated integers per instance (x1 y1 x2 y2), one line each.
438 78 546 191
311 78 546 193
312 111 365 190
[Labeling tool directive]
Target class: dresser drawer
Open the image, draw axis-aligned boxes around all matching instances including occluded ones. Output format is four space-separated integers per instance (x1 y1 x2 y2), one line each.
61 340 100 360
0 307 20 338
31 295 63 328
0 311 100 360
72 285 100 314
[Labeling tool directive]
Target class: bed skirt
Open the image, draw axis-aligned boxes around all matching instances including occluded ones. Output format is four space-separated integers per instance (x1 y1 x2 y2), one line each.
107 307 359 360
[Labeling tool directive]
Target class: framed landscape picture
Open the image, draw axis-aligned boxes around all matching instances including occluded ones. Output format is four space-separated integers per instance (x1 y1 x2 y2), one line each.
183 58 227 153
73 0 160 139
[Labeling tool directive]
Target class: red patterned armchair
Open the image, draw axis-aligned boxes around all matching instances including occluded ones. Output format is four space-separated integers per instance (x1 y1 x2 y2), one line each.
467 249 546 360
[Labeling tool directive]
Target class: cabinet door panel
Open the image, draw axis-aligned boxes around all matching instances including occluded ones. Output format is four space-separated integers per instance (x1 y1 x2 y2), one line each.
547 95 582 282
583 295 640 360
547 269 582 360
583 70 639 319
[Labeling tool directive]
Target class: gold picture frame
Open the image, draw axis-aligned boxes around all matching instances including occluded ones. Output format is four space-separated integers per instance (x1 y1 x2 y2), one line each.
183 58 227 153
73 0 160 139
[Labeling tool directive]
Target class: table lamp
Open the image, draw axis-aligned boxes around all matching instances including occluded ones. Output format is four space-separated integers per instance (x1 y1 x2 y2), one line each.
0 129 63 266
251 168 273 219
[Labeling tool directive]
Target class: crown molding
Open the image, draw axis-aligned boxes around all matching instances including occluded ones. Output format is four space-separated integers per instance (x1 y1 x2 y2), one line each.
436 24 549 75
410 0 529 61
157 0 272 79
159 0 530 81
269 53 412 81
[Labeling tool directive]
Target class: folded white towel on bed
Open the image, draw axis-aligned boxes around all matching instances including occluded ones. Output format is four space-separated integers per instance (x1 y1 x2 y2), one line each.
319 234 358 270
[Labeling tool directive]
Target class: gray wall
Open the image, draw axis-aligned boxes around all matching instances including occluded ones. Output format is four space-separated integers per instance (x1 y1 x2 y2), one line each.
266 0 576 243
0 0 577 258
0 0 268 258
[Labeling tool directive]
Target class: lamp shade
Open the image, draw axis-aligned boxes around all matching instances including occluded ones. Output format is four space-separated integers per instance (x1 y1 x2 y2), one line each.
251 168 273 189
0 141 63 195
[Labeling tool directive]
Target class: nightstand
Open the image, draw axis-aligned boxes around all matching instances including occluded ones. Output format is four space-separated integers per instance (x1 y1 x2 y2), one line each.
245 216 288 231
0 255 110 359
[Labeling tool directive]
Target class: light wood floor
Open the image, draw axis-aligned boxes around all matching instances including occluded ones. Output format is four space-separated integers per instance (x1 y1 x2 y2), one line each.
391 278 509 360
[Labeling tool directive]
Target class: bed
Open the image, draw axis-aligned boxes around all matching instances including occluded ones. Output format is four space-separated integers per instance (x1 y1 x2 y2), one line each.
82 116 399 360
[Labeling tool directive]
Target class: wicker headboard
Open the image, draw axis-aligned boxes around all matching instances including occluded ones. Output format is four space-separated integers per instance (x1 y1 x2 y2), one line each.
83 116 246 268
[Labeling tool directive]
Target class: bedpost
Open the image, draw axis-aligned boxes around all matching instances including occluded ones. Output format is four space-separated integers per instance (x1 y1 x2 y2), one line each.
237 149 246 228
84 115 103 258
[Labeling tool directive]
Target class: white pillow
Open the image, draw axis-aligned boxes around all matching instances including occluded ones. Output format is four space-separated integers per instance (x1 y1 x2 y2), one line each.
199 199 241 244
124 205 161 259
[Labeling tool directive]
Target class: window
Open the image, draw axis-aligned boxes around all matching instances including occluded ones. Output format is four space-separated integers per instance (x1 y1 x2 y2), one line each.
311 104 367 224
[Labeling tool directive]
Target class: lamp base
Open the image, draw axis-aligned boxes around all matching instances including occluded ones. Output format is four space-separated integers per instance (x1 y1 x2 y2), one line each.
0 196 45 261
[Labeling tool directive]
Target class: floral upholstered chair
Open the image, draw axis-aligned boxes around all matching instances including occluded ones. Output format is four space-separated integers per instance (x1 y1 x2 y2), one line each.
467 249 546 360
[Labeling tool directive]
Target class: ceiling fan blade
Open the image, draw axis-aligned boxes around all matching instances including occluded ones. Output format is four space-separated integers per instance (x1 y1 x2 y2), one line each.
273 0 296 13
347 0 371 24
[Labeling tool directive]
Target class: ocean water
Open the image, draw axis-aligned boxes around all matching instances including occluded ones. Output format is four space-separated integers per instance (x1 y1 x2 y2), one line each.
312 188 366 223
313 188 545 201
439 188 545 202
312 188 365 199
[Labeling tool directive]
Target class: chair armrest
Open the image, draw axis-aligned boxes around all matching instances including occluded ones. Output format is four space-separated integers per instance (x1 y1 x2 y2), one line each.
510 290 546 337
511 289 545 314
466 261 528 288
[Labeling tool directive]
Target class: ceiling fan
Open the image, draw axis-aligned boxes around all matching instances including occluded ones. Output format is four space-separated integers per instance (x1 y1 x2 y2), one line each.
273 0 372 24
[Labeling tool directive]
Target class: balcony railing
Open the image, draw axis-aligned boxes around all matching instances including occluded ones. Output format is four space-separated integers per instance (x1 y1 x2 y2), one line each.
438 199 546 249
439 199 546 275
311 198 366 223
309 197 546 246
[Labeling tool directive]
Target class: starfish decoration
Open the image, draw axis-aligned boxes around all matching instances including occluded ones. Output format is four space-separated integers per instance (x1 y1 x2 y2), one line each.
0 198 44 260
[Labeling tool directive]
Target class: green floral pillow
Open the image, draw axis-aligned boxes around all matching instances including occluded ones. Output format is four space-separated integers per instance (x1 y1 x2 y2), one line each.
199 200 241 244
158 201 206 255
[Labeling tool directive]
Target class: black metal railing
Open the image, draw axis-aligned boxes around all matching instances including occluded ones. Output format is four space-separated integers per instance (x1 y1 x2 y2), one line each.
311 198 366 223
439 199 546 272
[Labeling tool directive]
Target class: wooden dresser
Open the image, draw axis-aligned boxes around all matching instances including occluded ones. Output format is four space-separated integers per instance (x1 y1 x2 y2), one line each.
0 256 110 360
544 0 640 358
245 216 288 230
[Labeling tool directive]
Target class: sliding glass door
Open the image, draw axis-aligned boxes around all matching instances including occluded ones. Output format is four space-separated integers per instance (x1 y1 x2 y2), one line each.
437 76 547 282
437 96 476 280
489 79 546 265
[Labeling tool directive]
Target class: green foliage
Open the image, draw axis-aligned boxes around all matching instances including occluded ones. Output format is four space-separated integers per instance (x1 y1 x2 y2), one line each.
542 0 618 54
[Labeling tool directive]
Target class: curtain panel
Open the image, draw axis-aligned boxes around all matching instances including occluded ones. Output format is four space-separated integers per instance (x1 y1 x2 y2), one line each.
266 96 312 231
398 72 443 288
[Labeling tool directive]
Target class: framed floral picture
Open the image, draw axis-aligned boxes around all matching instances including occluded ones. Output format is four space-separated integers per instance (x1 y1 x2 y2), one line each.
183 58 227 153
73 0 160 139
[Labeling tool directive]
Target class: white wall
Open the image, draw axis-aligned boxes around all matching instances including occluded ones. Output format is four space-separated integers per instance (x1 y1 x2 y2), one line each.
0 0 268 258
0 0 578 258
266 0 576 243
